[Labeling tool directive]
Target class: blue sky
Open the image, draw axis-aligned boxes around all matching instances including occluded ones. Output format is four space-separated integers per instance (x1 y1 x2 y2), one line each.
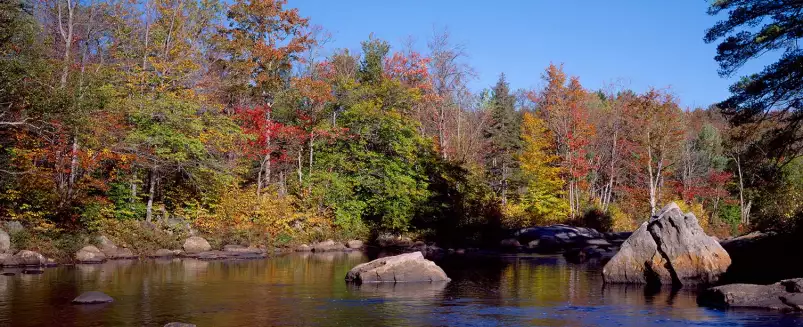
288 1 772 109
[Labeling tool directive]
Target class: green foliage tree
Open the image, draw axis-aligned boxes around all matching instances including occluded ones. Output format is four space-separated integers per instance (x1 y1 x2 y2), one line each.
514 112 568 226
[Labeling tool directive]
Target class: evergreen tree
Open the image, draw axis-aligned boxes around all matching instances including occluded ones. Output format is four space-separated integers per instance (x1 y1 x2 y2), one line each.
484 74 521 204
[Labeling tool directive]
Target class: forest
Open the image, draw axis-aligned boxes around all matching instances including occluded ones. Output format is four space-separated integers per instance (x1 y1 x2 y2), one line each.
1 0 801 254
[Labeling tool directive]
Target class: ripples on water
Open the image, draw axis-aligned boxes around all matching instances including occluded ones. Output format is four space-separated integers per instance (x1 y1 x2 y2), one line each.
0 252 800 326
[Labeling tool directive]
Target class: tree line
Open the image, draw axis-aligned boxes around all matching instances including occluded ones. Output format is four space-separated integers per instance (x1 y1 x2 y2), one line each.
0 0 801 246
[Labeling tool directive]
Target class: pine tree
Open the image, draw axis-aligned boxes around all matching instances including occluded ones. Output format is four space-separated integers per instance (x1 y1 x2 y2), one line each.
484 74 521 204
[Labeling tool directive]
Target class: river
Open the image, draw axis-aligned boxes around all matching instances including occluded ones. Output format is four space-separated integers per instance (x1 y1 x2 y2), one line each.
0 252 800 326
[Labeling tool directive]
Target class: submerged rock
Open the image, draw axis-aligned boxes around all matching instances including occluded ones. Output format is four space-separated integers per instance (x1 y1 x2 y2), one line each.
164 323 196 327
183 236 211 254
602 203 731 286
75 245 107 263
72 291 114 304
345 251 450 283
698 278 803 311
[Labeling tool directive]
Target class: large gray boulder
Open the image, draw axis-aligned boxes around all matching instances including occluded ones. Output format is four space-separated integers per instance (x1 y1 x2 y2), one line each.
698 278 803 311
183 236 211 254
76 245 107 263
0 230 9 253
72 291 114 304
603 203 731 286
345 251 450 283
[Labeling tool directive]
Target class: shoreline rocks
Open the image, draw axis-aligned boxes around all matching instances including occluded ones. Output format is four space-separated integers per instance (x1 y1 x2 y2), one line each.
14 250 47 266
76 245 107 263
312 240 347 252
602 203 731 286
698 278 803 311
345 251 450 283
183 236 211 254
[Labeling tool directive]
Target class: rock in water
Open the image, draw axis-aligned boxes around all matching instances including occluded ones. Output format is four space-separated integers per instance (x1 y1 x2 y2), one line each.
151 249 175 257
164 323 196 327
698 278 803 311
72 291 114 304
602 202 731 286
345 251 450 283
75 245 107 263
312 240 346 252
346 240 364 249
183 236 211 254
14 250 46 266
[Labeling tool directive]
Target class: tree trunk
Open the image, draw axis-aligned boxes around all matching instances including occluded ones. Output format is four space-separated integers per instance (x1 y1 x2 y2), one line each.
308 131 314 193
733 154 750 224
297 148 303 185
146 169 156 222
58 0 75 89
67 135 79 201
438 104 447 159
131 169 137 204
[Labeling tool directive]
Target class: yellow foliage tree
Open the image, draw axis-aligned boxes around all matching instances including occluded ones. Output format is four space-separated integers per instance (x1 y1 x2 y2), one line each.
509 112 569 227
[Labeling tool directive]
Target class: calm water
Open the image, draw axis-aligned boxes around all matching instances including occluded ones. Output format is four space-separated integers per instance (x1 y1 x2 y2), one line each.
0 252 800 327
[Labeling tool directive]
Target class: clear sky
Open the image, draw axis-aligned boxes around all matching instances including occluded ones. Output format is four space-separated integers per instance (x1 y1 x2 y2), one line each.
288 1 771 109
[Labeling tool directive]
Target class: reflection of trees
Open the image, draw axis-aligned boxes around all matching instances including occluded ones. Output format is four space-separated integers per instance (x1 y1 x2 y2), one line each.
497 256 596 305
0 253 723 326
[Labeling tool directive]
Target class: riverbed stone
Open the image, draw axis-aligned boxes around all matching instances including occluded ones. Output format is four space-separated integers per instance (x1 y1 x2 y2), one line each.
107 247 136 259
603 203 731 286
698 280 803 310
164 323 196 327
222 245 263 254
183 236 211 254
0 253 20 266
376 234 414 248
345 251 450 283
295 244 312 252
346 240 364 249
0 230 9 253
312 240 346 252
151 249 175 257
72 291 114 304
76 245 107 263
15 250 46 266
500 238 521 249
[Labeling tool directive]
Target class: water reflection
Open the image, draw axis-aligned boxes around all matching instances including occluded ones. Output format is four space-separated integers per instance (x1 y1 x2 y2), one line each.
0 253 799 326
